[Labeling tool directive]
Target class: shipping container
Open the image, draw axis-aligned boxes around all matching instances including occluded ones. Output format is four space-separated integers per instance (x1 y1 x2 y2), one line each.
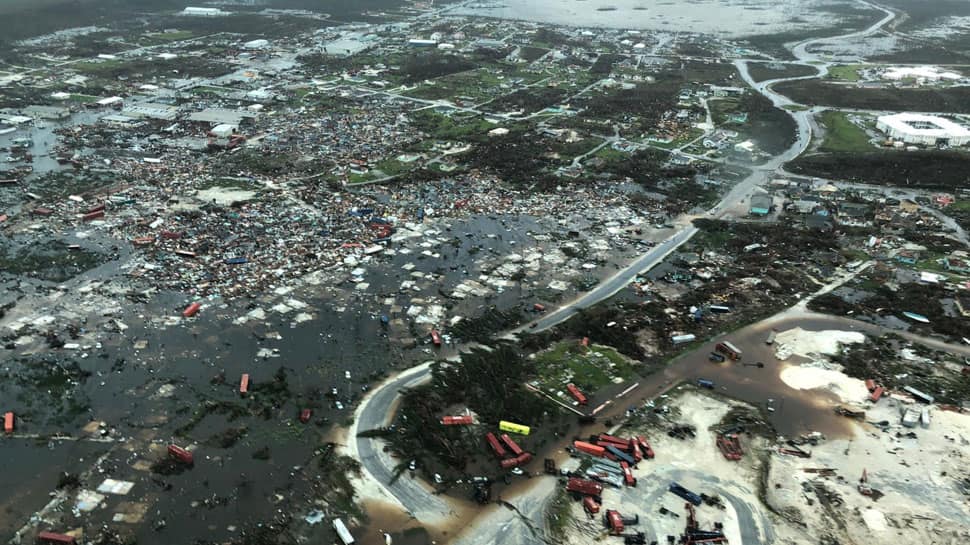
3 411 13 433
668 482 702 505
239 374 250 395
132 236 154 246
167 444 194 465
715 341 742 360
499 420 530 435
333 518 355 545
597 434 631 449
566 477 603 497
161 231 182 240
37 532 77 545
174 249 196 258
903 386 935 404
500 433 524 456
573 440 606 457
620 461 636 487
299 409 312 423
182 302 201 318
864 379 876 392
604 444 635 466
566 383 588 405
582 496 600 514
84 204 106 215
636 436 655 459
81 210 104 222
430 329 442 347
869 386 884 402
485 432 507 459
441 415 474 425
605 510 624 534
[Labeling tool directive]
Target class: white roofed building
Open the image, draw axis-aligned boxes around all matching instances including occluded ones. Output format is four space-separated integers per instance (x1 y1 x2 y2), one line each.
876 113 970 147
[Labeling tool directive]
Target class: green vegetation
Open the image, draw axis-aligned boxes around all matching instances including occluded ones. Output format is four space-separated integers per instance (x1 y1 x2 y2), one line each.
409 110 499 142
827 64 862 82
545 488 574 541
817 111 873 153
534 341 637 394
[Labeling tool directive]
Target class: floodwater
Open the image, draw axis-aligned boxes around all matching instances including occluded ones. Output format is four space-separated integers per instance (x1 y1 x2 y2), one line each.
447 0 842 37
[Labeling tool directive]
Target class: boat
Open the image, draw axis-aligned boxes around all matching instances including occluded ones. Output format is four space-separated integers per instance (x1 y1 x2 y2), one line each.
902 311 930 323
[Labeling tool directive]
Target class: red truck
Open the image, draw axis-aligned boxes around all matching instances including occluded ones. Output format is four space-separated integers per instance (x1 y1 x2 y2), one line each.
566 383 588 405
566 477 603 497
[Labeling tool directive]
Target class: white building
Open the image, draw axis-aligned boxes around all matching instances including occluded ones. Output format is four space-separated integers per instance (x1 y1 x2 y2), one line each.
882 66 961 83
181 7 228 16
876 113 970 146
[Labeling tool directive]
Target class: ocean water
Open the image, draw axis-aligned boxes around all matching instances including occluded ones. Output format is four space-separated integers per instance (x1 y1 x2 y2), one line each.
448 0 842 37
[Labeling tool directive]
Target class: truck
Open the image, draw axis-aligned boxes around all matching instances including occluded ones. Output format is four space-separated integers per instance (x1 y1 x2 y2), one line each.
715 341 742 360
566 383 588 405
566 477 603 498
668 482 703 506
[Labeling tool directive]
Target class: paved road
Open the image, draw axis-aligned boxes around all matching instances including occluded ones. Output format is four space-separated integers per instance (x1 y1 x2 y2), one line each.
349 362 456 524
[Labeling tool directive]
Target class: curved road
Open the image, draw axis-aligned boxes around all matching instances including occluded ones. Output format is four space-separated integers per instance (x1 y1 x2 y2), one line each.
351 2 905 541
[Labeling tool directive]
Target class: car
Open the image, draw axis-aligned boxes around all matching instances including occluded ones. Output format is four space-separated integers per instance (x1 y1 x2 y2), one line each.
335 401 344 410
510 468 524 476
408 460 416 471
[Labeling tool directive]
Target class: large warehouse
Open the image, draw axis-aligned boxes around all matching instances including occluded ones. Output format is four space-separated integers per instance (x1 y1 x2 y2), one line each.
876 113 970 146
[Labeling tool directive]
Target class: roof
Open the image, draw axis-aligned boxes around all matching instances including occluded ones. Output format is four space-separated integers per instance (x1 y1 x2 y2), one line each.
878 113 970 139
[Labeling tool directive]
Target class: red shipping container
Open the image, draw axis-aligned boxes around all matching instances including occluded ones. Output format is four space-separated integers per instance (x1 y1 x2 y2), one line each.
485 432 507 459
573 440 605 457
37 532 77 545
441 415 473 425
132 236 155 246
3 411 13 433
167 444 194 465
239 374 250 395
566 383 588 405
865 379 876 392
82 210 104 222
583 496 600 514
84 203 106 215
869 386 884 402
183 302 201 318
500 433 524 456
161 231 182 240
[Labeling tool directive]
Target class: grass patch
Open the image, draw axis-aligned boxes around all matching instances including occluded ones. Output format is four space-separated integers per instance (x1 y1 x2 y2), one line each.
534 341 637 395
827 64 862 82
817 111 873 153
